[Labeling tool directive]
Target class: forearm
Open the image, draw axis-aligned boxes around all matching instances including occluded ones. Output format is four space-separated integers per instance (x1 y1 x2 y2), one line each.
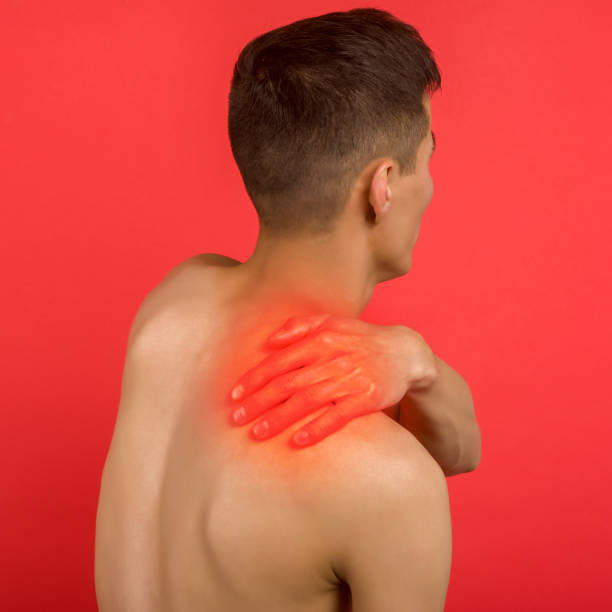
398 353 481 476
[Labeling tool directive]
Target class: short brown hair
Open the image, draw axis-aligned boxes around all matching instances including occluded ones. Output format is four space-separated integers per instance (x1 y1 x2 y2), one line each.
228 8 441 236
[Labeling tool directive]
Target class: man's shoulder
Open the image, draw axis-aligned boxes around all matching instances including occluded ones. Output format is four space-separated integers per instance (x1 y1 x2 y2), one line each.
310 413 450 584
127 253 236 355
142 252 239 308
301 412 447 537
116 254 242 415
321 412 446 498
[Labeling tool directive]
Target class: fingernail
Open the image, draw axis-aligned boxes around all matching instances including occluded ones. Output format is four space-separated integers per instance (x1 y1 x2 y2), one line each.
231 384 244 400
293 430 309 445
232 406 246 424
252 420 269 438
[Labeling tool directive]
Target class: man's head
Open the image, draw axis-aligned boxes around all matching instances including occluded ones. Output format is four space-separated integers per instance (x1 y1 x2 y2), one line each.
228 8 441 278
358 91 436 280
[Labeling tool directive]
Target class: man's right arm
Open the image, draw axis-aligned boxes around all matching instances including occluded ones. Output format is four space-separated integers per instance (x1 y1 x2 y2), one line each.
334 435 452 612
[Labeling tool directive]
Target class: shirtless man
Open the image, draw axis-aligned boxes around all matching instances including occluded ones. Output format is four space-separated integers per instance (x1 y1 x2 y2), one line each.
95 8 480 611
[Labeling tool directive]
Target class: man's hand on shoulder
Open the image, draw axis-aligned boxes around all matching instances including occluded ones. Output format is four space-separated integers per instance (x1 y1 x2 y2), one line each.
226 313 437 448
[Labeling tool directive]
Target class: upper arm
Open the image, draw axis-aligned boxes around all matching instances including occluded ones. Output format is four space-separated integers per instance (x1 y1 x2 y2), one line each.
339 444 452 612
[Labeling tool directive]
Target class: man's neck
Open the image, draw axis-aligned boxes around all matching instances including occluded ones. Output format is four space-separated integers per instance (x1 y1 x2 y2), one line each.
235 228 377 319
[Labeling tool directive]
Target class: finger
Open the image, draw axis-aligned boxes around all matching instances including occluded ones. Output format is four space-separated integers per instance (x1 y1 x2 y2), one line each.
249 370 370 440
230 332 335 401
290 394 375 448
249 397 330 441
231 355 355 425
266 313 333 347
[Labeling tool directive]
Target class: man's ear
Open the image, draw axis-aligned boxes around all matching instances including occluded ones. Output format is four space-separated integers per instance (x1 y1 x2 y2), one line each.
369 161 392 221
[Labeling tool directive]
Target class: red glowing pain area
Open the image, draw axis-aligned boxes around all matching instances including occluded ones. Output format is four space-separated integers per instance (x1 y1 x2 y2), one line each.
225 313 438 448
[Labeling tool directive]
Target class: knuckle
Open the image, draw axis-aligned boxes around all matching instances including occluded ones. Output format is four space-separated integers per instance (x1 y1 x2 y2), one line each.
335 356 352 369
345 370 369 388
303 386 321 402
297 386 323 404
363 381 380 401
283 315 299 328
318 330 338 345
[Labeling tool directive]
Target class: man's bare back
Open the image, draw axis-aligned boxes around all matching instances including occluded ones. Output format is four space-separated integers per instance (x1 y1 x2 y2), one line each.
95 255 452 611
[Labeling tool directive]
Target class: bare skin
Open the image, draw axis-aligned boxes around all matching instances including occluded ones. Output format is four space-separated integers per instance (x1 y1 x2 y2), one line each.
96 94 453 610
95 256 452 612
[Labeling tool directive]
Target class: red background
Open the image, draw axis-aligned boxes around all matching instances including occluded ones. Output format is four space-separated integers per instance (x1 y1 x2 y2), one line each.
2 1 611 609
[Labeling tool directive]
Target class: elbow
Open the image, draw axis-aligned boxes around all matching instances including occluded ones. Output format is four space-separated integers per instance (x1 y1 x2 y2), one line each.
461 455 480 474
463 419 482 472
443 456 479 477
443 460 477 477
471 419 482 468
445 421 482 477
